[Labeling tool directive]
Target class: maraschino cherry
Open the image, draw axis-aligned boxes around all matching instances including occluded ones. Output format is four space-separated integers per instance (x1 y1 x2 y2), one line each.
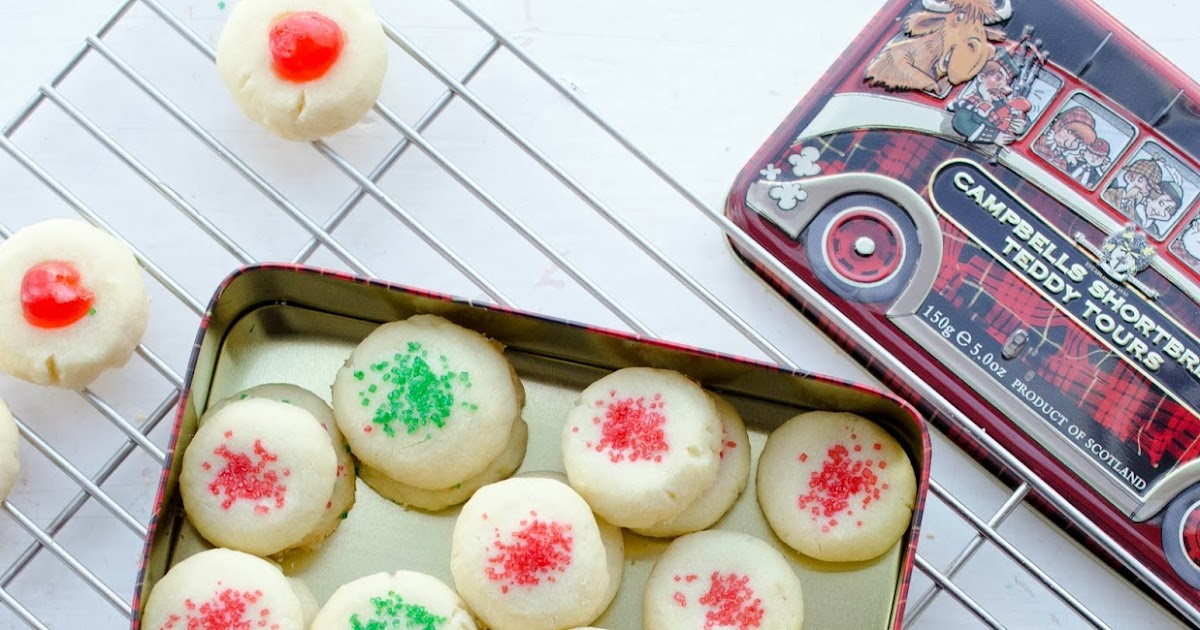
20 261 95 329
269 12 344 83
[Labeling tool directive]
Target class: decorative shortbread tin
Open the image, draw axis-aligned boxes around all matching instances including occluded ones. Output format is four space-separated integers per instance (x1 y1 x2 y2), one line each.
131 265 931 629
725 0 1200 622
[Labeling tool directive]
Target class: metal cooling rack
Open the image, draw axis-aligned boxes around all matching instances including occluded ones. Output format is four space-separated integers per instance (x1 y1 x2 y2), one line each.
0 0 1188 628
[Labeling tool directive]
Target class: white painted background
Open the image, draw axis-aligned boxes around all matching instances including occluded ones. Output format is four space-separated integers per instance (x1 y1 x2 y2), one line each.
0 0 1196 628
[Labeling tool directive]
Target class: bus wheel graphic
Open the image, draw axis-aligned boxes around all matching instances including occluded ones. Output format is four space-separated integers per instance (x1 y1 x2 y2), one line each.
804 193 920 303
1163 484 1200 589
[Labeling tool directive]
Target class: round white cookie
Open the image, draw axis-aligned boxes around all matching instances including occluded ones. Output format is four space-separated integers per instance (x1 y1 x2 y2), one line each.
208 384 357 550
517 470 624 621
311 570 477 630
757 411 917 562
451 477 610 630
216 0 388 141
361 417 528 511
562 367 722 528
181 397 338 556
643 530 804 630
141 548 305 630
634 393 751 538
0 219 149 389
0 398 18 503
333 314 523 491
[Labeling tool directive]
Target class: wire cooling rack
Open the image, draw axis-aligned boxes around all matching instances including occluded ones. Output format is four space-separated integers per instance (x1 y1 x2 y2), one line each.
0 0 1191 628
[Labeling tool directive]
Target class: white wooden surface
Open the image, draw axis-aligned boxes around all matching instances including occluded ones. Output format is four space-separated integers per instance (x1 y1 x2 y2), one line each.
0 0 1195 628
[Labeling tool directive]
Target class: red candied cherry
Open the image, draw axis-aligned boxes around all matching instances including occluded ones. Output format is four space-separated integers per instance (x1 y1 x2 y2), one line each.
269 12 345 83
20 261 95 329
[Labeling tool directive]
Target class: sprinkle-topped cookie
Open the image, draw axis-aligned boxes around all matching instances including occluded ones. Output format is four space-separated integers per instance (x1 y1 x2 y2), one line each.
205 384 357 552
562 368 722 528
634 392 752 538
756 411 917 562
310 570 477 630
643 530 804 630
181 397 338 556
451 477 611 630
0 219 149 389
333 315 523 491
141 548 307 630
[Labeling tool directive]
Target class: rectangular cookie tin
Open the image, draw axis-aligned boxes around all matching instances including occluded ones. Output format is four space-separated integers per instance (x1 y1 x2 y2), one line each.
723 0 1200 623
130 264 932 629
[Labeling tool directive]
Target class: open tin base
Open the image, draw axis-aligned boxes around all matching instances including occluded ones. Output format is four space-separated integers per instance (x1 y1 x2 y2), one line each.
132 265 931 629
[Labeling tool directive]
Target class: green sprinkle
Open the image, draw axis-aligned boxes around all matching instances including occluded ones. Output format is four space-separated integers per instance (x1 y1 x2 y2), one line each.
353 370 365 381
239 393 248 400
217 1 225 9
348 590 445 630
363 347 474 438
361 398 370 407
453 483 462 490
345 443 352 454
339 511 349 520
87 307 97 316
281 399 290 404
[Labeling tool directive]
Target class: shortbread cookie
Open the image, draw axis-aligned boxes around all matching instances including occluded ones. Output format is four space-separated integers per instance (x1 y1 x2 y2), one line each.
216 0 388 141
0 398 18 502
180 397 338 556
0 219 149 389
141 548 305 630
518 470 624 620
360 417 528 511
208 384 356 550
562 368 722 528
757 411 917 562
333 314 523 490
451 477 610 630
634 393 751 538
311 570 477 630
643 530 804 630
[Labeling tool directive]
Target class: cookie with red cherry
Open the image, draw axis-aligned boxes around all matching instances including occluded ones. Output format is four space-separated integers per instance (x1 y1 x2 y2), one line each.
216 0 388 141
0 219 149 389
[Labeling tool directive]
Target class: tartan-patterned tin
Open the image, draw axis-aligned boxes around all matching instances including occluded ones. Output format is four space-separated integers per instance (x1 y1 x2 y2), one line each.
130 264 932 629
725 0 1200 621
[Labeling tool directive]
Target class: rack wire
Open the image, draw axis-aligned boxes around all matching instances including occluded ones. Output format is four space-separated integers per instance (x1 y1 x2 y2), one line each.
0 0 1188 628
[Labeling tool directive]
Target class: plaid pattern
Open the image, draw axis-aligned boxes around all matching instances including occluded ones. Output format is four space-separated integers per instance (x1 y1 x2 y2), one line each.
801 130 1200 471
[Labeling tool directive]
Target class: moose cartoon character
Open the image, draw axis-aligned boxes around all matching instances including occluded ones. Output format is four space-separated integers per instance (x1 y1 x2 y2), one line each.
865 0 1013 97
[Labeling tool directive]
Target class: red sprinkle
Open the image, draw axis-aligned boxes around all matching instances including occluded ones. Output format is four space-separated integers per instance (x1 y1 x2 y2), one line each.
485 514 573 592
698 572 764 630
157 588 277 630
593 394 669 463
205 439 287 512
268 12 344 83
20 261 94 329
674 592 687 607
797 443 883 529
798 453 807 463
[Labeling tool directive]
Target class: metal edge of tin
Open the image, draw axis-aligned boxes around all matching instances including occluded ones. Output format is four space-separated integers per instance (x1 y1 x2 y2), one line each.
130 263 933 630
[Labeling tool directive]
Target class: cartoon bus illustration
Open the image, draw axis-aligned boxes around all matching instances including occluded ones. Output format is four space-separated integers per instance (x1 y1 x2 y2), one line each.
726 0 1200 619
